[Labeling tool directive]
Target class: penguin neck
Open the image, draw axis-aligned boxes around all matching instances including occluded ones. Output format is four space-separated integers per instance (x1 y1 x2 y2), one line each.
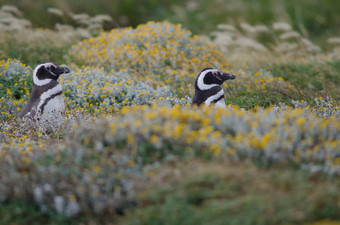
193 86 224 106
34 79 59 88
30 80 61 99
34 78 52 86
195 85 222 95
204 88 225 106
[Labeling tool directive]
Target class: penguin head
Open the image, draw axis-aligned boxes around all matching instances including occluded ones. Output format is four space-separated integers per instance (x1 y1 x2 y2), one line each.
33 62 70 86
195 68 235 91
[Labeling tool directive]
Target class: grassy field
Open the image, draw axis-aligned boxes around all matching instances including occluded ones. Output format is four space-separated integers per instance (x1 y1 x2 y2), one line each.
0 0 340 44
0 2 340 225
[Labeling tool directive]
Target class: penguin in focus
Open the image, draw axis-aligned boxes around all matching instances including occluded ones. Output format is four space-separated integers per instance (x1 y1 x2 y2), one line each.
192 68 235 108
18 62 70 122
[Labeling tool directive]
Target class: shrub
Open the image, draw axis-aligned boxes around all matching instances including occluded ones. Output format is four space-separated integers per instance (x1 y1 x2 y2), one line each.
0 141 139 217
70 105 340 175
68 21 228 95
60 64 178 116
1 104 340 218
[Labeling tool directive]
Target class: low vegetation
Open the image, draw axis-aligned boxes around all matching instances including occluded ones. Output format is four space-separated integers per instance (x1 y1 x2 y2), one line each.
0 4 340 225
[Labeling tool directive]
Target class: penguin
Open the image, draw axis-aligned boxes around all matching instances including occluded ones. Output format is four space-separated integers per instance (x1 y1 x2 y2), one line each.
18 62 70 122
192 68 235 107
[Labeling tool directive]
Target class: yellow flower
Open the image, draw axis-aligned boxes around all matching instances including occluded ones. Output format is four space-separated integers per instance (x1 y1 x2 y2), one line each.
150 134 159 144
91 165 101 173
209 144 221 155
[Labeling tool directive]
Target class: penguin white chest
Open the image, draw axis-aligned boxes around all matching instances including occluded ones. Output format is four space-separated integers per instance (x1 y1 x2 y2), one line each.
42 94 65 116
213 98 226 108
36 84 65 120
204 98 226 108
204 89 226 108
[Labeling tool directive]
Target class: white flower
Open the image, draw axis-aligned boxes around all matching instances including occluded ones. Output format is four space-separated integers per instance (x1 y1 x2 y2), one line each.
307 45 321 53
301 38 313 46
43 183 53 192
279 31 301 40
54 196 65 214
0 10 13 19
1 5 22 17
234 37 267 52
33 187 43 203
91 14 113 24
328 37 340 44
71 13 90 26
55 23 74 31
47 8 64 17
240 23 255 33
253 25 269 33
277 42 298 52
217 24 236 32
72 13 90 21
214 34 233 46
273 22 292 31
65 201 81 217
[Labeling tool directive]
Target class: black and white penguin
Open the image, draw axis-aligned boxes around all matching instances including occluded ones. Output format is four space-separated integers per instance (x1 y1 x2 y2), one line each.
18 62 70 121
192 68 235 107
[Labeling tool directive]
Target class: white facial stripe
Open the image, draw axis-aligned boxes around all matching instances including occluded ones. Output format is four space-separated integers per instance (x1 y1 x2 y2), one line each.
197 69 220 90
204 89 224 106
33 63 57 86
41 62 56 68
33 76 52 86
36 84 63 115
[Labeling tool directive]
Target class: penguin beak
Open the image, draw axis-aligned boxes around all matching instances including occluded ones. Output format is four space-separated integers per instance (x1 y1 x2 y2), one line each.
220 72 236 81
53 66 70 76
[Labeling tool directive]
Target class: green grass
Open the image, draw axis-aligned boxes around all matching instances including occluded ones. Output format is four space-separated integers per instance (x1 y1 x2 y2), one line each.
0 201 76 225
222 59 340 110
226 87 299 110
1 161 339 225
4 42 70 66
267 60 340 101
120 161 340 225
0 32 74 65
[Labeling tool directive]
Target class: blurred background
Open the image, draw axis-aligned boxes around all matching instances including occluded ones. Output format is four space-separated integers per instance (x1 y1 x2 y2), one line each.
0 0 339 46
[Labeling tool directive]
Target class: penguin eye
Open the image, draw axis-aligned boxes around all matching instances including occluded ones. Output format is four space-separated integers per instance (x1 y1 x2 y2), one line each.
46 66 56 71
212 71 220 76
